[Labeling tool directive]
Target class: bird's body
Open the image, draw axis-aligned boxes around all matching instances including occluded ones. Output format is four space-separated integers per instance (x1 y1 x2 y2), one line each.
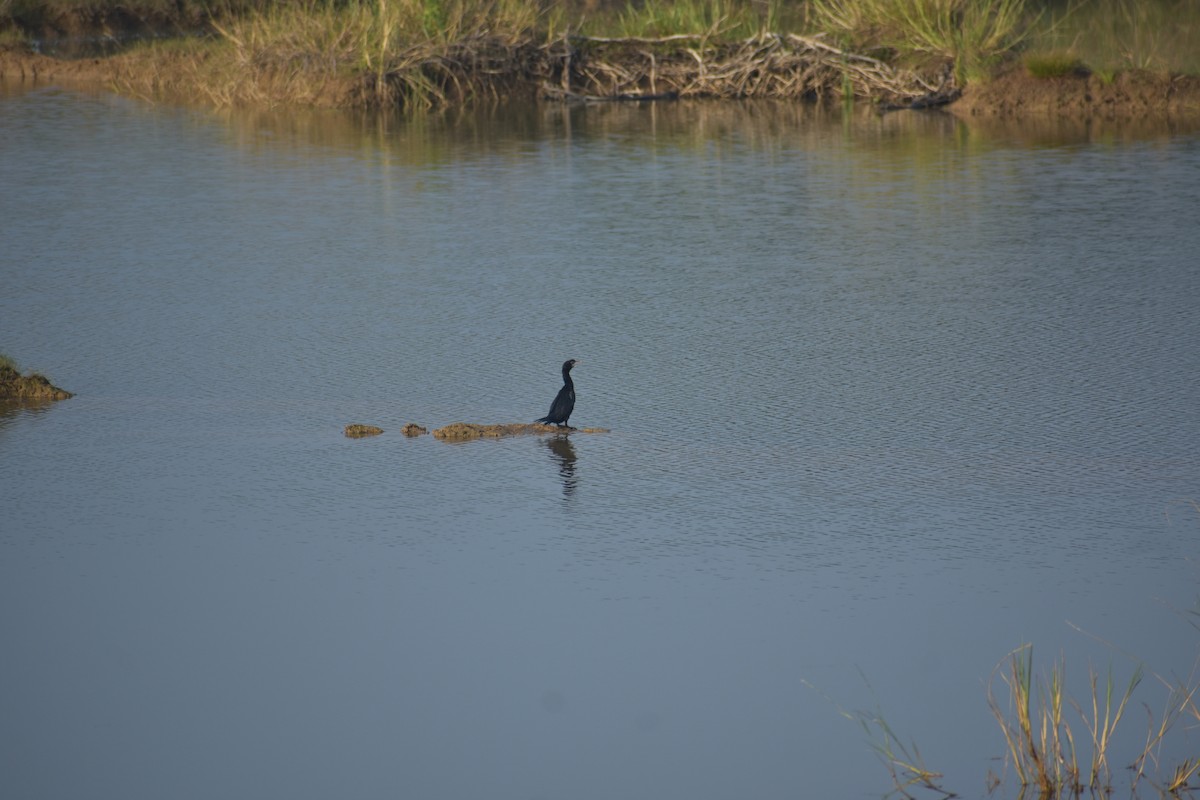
536 359 579 428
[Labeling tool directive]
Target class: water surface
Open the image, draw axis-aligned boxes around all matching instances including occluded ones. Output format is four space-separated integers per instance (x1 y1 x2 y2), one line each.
2 84 1199 799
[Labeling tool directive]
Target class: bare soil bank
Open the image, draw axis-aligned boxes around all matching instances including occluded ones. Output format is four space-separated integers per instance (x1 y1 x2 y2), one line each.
4 45 1200 119
951 66 1200 118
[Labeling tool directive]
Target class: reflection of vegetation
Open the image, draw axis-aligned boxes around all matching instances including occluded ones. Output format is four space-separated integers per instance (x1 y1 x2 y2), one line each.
205 98 1194 179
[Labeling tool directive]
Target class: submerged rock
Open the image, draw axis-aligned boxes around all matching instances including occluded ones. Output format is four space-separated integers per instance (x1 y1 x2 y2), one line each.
0 363 72 401
401 423 428 436
344 423 384 438
432 422 609 441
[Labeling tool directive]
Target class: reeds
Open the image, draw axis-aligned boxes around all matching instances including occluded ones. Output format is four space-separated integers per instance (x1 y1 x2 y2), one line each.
808 0 1039 84
989 647 1078 793
986 640 1200 798
812 591 1200 800
852 706 955 799
110 0 553 108
106 0 950 109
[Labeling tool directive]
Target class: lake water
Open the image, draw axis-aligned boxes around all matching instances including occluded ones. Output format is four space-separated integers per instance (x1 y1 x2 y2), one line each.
2 82 1199 799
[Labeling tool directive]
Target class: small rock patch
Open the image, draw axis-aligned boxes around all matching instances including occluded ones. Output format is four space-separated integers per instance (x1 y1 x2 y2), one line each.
344 424 384 438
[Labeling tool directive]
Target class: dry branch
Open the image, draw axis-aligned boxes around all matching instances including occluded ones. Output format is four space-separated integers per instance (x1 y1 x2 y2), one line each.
536 31 952 106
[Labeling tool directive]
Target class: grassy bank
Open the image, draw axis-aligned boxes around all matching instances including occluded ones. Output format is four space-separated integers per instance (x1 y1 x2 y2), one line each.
18 0 956 109
2 0 1198 109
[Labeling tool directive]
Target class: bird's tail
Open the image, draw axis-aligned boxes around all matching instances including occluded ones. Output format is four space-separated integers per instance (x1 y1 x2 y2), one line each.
534 416 551 424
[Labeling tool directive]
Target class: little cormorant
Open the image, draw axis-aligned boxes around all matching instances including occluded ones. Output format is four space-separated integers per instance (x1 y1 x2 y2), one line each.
535 359 579 428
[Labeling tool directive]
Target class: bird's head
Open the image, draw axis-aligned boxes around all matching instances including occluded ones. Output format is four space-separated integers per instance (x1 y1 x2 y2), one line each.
563 359 580 372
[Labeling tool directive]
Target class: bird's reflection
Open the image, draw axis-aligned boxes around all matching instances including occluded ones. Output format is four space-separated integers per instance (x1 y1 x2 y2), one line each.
543 434 578 499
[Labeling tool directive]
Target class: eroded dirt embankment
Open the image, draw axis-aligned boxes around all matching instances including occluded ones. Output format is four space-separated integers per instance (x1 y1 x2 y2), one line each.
950 67 1200 118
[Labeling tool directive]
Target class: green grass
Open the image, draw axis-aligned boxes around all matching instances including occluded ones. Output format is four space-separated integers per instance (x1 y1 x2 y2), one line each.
1026 0 1200 75
604 0 799 40
108 0 558 108
808 0 1040 84
1023 50 1086 77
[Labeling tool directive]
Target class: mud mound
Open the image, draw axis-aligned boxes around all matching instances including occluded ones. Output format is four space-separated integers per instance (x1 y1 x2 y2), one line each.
344 424 384 438
0 364 72 401
432 422 609 441
951 68 1200 118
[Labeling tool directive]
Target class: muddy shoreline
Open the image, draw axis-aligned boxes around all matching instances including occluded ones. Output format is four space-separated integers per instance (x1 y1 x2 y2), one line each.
4 44 1200 119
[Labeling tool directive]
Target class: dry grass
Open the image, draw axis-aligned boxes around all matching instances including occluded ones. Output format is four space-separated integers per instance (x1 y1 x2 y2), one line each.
543 31 947 106
108 0 555 108
105 0 952 110
986 620 1200 799
8 0 1200 112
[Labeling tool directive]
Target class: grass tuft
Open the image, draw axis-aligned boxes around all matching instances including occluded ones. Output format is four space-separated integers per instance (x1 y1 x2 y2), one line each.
808 0 1039 85
1023 51 1087 78
112 0 555 109
986 635 1200 797
612 0 778 40
1025 0 1200 75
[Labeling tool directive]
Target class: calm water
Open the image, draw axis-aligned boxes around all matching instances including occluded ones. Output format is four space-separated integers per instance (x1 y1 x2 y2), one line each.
2 82 1199 799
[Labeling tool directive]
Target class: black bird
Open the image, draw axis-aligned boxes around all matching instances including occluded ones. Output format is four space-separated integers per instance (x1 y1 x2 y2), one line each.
535 359 579 428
